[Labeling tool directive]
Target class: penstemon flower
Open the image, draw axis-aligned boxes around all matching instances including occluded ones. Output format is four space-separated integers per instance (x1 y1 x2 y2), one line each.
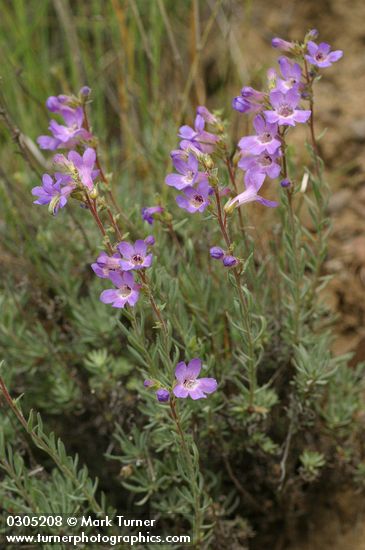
53 148 99 190
37 88 93 151
238 115 281 156
100 271 141 308
91 252 123 279
141 206 164 225
165 152 207 190
67 148 98 190
32 174 74 215
224 172 277 213
305 41 343 68
118 240 153 271
232 86 265 114
238 150 282 179
178 113 219 154
264 88 311 127
276 56 302 92
175 180 212 214
173 358 217 400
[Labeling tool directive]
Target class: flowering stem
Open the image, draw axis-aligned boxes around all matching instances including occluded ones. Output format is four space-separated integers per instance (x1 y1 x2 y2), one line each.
82 104 134 232
280 133 302 343
84 192 113 254
224 154 247 243
139 271 168 339
303 60 319 158
214 189 256 408
169 398 202 547
104 203 123 241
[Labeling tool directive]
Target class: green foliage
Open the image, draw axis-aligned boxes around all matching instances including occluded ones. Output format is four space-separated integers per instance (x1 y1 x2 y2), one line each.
0 4 363 549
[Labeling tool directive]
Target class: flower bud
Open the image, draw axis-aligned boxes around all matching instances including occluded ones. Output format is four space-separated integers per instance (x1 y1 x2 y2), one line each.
210 246 225 260
144 235 155 246
267 68 277 89
196 106 217 125
144 379 154 388
89 187 98 199
202 155 215 170
280 178 291 188
223 255 238 268
271 37 295 52
306 29 319 41
80 86 91 97
156 389 170 402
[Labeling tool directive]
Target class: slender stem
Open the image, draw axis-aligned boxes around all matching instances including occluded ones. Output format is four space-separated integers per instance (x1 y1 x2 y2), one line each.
139 271 168 339
170 399 202 547
214 189 256 408
84 192 113 254
82 104 134 232
280 133 301 343
224 154 246 242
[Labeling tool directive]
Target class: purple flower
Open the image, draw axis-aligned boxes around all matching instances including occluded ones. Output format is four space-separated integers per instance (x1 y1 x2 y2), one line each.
210 246 225 260
196 106 218 125
100 271 141 308
276 56 302 92
232 87 265 114
178 115 219 154
223 255 238 268
305 41 343 68
91 252 122 279
144 379 154 388
271 37 295 52
173 358 217 400
37 107 92 151
156 389 170 402
165 152 206 190
264 89 311 127
118 240 153 271
67 148 97 190
175 180 212 214
32 174 74 215
238 150 281 179
238 115 281 156
224 172 277 212
141 206 164 225
45 94 74 115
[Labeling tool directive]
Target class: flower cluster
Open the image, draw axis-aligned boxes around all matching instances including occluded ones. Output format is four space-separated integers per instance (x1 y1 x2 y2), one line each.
32 89 99 215
227 30 342 213
33 89 155 312
210 247 239 268
165 108 221 214
93 238 154 308
37 87 93 151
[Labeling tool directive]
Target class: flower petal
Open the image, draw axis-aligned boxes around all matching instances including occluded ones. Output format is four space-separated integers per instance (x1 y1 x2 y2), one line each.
175 362 187 382
186 358 202 379
173 384 189 398
118 242 134 258
197 378 218 394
